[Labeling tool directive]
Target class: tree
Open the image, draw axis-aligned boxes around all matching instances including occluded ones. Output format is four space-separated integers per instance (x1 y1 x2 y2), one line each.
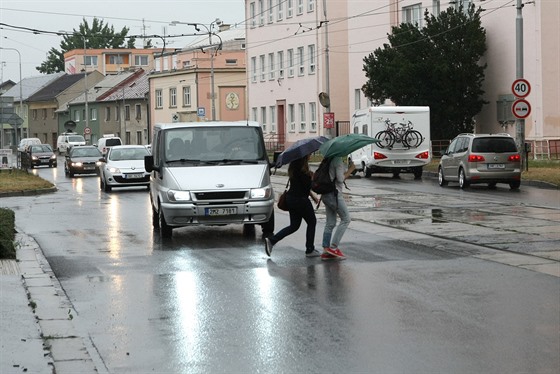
362 4 487 140
37 18 136 74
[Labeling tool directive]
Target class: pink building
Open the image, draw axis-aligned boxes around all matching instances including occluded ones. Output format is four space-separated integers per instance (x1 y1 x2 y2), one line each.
246 0 559 158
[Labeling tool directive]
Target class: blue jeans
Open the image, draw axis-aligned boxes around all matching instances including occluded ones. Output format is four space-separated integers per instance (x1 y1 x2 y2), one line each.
321 191 351 249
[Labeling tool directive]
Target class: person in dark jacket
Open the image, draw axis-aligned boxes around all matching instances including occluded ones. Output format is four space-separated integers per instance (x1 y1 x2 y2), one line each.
265 154 320 257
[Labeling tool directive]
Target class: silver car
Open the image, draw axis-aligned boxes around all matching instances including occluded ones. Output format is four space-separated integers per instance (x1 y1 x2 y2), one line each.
438 133 521 189
99 145 151 192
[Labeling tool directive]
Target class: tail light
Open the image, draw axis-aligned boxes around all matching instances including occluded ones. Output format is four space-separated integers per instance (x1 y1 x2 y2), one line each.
468 154 485 162
374 152 387 160
508 154 521 161
415 151 430 159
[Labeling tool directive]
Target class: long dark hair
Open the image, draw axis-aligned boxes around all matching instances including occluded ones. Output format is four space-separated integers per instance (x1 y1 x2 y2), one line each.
288 155 311 179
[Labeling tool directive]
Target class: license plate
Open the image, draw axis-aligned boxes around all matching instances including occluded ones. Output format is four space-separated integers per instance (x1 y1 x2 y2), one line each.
205 207 237 216
488 163 505 169
393 160 409 164
40 159 49 163
84 166 95 170
124 173 143 179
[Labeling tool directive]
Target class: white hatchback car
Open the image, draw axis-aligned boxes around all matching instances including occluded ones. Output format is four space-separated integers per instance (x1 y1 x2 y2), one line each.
99 145 151 192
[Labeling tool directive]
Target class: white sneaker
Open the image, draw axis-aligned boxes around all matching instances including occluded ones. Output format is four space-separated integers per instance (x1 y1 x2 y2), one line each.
305 249 321 257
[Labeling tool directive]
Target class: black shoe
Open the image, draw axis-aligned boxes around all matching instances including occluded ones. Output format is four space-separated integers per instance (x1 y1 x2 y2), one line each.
264 238 273 257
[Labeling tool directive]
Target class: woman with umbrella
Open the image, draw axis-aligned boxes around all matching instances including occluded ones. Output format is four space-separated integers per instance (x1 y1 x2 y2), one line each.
265 137 327 258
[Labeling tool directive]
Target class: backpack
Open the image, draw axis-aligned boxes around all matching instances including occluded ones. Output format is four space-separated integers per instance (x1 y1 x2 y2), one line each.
311 157 336 194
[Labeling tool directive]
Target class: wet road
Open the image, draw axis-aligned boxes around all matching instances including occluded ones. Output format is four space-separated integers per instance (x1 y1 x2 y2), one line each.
2 160 559 373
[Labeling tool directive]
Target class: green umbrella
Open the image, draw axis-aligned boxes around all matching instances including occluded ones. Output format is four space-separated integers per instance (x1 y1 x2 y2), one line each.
319 133 380 158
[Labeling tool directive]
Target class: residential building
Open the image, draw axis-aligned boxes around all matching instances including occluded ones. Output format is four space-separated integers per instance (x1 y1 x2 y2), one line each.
63 48 166 76
245 0 559 158
148 24 247 125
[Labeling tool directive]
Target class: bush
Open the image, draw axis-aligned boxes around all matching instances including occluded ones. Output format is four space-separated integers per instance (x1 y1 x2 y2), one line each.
0 208 16 259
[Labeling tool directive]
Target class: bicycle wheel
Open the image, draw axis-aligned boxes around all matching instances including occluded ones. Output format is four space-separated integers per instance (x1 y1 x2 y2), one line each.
375 130 394 149
403 130 423 148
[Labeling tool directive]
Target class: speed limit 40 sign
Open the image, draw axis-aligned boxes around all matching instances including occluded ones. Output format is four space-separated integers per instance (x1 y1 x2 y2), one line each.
512 78 531 98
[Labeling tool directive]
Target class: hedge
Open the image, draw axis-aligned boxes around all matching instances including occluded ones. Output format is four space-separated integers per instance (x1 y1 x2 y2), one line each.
0 208 16 259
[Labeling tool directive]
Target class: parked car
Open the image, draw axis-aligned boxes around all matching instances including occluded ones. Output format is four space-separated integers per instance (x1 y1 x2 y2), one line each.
23 144 57 168
99 145 151 192
96 135 123 156
18 138 41 152
438 133 521 189
57 133 86 154
64 145 102 177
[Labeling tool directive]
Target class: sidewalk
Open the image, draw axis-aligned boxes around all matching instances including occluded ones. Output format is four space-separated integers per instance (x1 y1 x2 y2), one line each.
0 233 97 374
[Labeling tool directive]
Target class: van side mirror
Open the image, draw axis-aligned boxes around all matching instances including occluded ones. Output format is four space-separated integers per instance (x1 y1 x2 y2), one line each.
144 155 158 172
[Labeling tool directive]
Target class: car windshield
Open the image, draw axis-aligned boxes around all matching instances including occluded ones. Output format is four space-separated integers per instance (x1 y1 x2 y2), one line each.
72 148 101 157
69 136 85 142
163 126 266 163
472 138 518 153
109 148 150 161
31 145 52 152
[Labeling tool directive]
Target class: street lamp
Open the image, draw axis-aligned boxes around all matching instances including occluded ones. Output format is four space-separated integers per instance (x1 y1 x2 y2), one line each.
0 47 22 148
170 19 223 120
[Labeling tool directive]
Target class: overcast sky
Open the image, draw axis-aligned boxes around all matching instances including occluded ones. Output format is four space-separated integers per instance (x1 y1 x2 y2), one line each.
0 0 246 83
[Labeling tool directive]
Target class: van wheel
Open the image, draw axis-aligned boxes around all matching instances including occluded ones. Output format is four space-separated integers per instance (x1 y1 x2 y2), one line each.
458 168 469 189
243 224 256 237
103 178 112 192
438 167 448 186
261 213 275 237
158 204 172 238
509 181 521 190
152 206 159 229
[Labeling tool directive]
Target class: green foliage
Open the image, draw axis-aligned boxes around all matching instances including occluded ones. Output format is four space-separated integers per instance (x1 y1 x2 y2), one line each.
362 4 487 140
0 208 16 259
37 17 136 74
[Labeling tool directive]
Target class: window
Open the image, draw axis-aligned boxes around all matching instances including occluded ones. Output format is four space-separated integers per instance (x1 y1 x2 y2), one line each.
270 105 276 132
41 109 46 119
134 55 148 66
182 86 191 106
115 106 120 121
261 106 267 132
403 4 422 27
355 89 361 110
307 0 315 12
136 131 142 145
252 107 258 122
51 109 56 119
135 104 142 120
251 57 257 82
287 0 293 18
277 51 284 78
287 49 294 77
309 102 316 131
32 109 37 120
82 109 86 121
105 107 111 121
258 0 264 26
225 59 238 65
297 47 304 76
169 87 177 107
84 56 97 67
297 0 304 15
183 60 191 68
250 2 256 27
90 107 97 121
172 55 178 70
288 104 295 131
277 0 284 20
155 89 163 108
268 0 274 23
124 105 130 121
74 109 80 122
268 53 275 80
432 0 440 15
260 55 266 81
108 54 125 64
298 103 306 131
308 44 315 74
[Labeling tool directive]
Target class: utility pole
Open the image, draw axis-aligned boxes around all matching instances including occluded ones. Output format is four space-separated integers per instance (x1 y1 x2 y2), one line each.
515 0 525 167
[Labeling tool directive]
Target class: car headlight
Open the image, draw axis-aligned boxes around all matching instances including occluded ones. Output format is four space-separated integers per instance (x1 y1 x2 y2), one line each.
167 190 191 202
50 155 56 160
96 161 102 166
72 162 83 167
31 156 39 160
250 186 272 199
108 167 121 173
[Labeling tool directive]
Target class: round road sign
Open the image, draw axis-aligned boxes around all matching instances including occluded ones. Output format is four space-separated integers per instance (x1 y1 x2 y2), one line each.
512 99 531 119
512 78 531 98
84 127 92 135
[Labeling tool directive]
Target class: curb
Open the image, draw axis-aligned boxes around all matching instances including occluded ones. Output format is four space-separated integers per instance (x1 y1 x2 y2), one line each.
0 187 57 198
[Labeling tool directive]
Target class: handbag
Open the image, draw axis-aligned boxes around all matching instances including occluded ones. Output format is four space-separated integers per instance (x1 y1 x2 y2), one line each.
277 181 290 211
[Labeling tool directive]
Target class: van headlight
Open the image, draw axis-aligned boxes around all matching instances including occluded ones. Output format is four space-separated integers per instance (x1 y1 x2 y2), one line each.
250 186 272 199
108 167 121 173
167 190 191 202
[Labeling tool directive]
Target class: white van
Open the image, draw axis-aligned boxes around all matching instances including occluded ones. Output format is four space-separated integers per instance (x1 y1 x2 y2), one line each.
144 121 275 238
96 135 122 156
18 138 41 152
57 132 86 154
349 106 431 179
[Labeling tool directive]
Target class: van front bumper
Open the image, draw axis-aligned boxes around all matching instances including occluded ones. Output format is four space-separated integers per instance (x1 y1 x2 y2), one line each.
161 199 274 226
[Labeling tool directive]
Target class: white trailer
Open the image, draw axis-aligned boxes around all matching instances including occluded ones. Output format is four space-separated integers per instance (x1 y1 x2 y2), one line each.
349 106 431 179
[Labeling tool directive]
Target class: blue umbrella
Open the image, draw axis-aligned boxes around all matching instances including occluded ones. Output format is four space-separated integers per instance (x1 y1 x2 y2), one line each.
275 136 329 168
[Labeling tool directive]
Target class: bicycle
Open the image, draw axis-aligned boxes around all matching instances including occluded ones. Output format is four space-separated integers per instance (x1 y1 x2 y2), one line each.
375 120 423 149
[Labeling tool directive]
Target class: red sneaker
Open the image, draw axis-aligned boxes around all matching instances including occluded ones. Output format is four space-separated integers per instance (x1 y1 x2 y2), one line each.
326 247 346 258
320 252 337 261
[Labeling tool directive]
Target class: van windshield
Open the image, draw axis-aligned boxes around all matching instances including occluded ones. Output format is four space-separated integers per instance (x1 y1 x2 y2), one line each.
69 136 85 142
163 126 266 163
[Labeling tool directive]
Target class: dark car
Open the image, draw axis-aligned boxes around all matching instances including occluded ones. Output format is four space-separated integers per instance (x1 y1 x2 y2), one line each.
64 145 102 177
23 144 57 168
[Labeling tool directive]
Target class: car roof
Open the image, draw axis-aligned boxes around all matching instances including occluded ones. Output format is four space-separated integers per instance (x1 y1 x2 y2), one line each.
154 121 261 130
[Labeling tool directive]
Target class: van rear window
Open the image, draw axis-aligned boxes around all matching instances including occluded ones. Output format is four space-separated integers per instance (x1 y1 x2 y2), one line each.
106 139 122 146
472 137 517 153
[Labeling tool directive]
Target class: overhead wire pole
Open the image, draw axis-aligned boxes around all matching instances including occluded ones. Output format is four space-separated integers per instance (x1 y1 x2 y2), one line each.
322 0 332 137
515 0 525 168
